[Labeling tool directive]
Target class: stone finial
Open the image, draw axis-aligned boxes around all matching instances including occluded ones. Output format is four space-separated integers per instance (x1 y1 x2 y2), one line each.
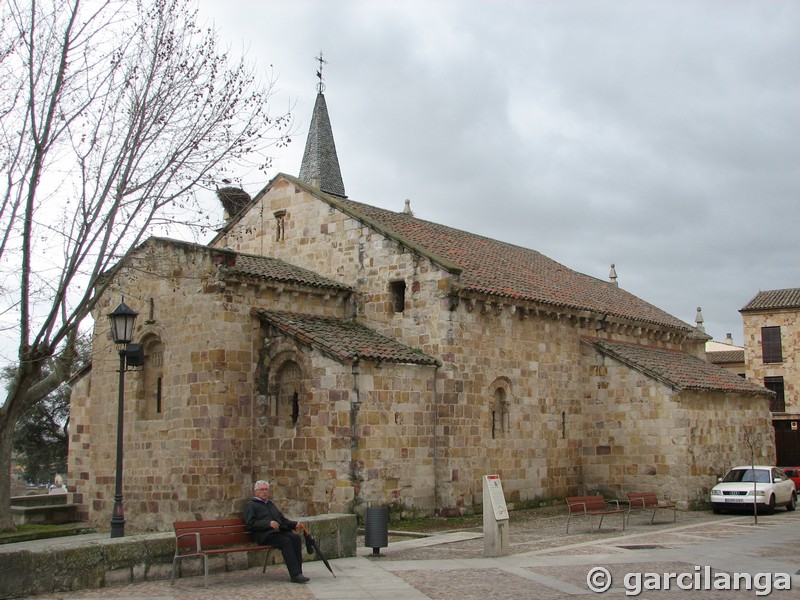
609 264 618 286
403 199 413 216
695 306 704 332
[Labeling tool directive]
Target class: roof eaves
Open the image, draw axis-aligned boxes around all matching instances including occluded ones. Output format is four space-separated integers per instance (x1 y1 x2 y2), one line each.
252 308 441 367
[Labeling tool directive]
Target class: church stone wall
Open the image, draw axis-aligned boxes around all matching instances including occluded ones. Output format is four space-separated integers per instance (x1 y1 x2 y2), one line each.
71 182 775 528
581 345 775 509
251 328 438 519
217 182 450 350
430 304 585 514
216 181 741 516
69 240 351 531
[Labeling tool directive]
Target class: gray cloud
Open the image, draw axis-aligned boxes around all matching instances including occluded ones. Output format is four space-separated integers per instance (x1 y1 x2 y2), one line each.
199 0 800 344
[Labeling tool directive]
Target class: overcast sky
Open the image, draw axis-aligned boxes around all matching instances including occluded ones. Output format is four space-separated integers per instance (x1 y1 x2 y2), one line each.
196 0 799 346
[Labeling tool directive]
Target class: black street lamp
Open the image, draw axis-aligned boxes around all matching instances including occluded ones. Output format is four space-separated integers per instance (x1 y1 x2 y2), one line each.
108 300 139 538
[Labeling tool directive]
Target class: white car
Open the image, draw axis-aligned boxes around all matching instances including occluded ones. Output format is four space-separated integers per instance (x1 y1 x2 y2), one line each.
710 466 796 514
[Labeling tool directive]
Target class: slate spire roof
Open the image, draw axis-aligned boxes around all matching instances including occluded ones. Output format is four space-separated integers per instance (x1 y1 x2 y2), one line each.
298 92 346 197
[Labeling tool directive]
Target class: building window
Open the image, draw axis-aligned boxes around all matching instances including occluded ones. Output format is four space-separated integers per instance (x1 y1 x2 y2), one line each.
276 360 302 426
390 280 406 313
138 335 164 419
764 376 785 412
489 378 512 439
761 326 782 363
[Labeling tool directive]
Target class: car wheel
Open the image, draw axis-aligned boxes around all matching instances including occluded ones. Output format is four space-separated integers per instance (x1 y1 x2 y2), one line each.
787 493 796 512
765 495 776 515
712 505 722 515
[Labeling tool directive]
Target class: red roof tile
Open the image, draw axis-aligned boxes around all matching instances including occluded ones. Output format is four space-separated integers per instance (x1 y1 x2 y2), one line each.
588 338 768 395
331 194 692 331
741 288 800 311
706 349 745 365
228 253 351 291
253 309 440 366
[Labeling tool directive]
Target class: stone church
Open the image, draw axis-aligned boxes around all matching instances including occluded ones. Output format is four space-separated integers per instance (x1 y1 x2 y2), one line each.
68 85 774 531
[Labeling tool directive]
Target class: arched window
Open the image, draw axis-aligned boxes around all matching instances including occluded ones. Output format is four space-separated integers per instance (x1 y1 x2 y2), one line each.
276 360 303 426
489 378 512 439
141 335 164 419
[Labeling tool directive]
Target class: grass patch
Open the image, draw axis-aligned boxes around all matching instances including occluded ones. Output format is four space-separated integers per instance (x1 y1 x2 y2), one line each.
0 523 96 544
392 512 482 533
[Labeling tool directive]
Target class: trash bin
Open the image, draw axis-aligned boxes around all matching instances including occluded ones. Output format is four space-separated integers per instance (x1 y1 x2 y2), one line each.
364 505 389 556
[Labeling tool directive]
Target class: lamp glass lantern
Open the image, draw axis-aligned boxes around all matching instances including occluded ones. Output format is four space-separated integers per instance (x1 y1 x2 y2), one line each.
108 301 138 345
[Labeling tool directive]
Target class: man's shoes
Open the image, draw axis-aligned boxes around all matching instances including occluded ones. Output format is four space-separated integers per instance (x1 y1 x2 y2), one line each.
291 575 310 584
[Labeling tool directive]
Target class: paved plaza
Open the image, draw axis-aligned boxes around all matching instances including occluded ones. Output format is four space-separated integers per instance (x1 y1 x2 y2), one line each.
25 509 800 599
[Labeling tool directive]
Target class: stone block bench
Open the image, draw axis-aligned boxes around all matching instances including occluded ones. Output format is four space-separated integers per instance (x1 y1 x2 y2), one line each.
10 493 79 526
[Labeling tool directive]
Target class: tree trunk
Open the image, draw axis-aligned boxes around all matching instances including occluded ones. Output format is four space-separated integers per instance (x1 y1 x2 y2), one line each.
0 428 16 532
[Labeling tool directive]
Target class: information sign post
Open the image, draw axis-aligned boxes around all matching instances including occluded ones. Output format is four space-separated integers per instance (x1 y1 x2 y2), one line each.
482 474 509 557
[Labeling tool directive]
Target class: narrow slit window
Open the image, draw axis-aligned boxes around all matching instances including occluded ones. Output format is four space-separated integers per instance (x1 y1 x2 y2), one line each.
390 280 406 313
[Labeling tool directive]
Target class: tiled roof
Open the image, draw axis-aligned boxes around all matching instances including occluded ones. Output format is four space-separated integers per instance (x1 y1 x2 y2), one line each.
706 349 745 365
139 237 350 292
253 309 440 366
278 178 692 331
588 338 769 395
226 253 352 292
741 288 800 312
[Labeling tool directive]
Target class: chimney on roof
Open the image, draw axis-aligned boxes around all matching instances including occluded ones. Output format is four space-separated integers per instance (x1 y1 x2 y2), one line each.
403 199 413 216
609 264 618 286
695 307 705 332
725 332 734 345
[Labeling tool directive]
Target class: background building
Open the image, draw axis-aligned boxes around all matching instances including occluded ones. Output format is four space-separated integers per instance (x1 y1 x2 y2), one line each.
741 288 800 465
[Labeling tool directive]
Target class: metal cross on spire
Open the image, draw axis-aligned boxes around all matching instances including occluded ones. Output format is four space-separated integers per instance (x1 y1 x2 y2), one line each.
315 52 328 93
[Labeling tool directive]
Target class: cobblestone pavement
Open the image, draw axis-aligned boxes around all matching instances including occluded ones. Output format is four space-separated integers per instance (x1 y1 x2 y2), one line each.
30 509 800 599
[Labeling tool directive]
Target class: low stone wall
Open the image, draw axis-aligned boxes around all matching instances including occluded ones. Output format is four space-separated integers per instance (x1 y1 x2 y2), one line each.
10 493 68 508
10 493 79 526
0 513 356 599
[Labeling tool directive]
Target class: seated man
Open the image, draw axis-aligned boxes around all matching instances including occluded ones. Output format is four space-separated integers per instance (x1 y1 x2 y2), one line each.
243 479 309 583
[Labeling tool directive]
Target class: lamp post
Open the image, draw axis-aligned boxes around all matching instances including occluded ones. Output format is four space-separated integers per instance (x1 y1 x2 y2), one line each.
108 300 138 538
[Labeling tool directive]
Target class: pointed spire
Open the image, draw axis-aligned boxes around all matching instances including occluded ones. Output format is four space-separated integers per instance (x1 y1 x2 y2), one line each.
608 264 618 286
298 53 346 197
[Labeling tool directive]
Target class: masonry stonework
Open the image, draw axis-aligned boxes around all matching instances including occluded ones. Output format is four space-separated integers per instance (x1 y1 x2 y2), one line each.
69 175 774 531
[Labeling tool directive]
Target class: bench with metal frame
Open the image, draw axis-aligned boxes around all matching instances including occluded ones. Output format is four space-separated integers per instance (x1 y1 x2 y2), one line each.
565 495 626 533
171 518 275 588
626 491 676 525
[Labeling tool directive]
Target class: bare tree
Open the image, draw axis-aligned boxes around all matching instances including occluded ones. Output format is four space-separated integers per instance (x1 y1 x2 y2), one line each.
0 0 291 531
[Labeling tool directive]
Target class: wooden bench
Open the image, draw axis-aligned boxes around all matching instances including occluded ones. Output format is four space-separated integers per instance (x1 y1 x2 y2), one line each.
566 495 626 533
171 518 275 588
626 491 676 525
